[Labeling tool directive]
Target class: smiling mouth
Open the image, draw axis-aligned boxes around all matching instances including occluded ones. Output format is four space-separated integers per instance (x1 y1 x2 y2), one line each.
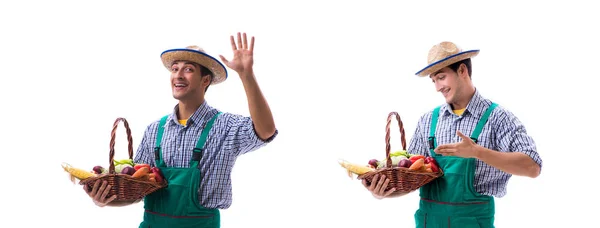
441 88 450 96
174 83 188 88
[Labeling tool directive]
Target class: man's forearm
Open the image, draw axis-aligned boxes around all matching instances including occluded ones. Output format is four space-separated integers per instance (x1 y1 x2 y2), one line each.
476 146 541 178
239 70 276 140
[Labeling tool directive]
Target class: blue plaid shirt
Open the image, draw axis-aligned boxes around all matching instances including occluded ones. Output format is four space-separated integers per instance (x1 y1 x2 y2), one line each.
407 89 542 198
134 101 278 209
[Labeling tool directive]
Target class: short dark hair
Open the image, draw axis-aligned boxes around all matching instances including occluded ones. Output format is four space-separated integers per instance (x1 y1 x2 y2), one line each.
195 63 213 92
448 58 472 78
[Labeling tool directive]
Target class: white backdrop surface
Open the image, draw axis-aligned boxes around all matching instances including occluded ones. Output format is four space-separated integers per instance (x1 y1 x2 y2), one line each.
0 0 597 227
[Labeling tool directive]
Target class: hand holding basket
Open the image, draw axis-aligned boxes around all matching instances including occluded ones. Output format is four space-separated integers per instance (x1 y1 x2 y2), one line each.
357 112 443 195
78 118 167 206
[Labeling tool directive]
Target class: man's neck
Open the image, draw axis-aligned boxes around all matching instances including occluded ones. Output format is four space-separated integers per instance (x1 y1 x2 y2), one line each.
177 98 205 120
450 87 476 110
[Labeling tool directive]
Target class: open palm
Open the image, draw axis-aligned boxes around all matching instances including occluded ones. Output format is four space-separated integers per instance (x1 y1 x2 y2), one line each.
219 32 254 76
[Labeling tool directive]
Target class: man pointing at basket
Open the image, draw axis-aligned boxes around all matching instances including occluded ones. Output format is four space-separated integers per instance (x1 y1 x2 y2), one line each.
362 41 542 227
85 32 278 228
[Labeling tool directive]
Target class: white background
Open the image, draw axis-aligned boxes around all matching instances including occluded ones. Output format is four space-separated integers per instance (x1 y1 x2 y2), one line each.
1 0 598 227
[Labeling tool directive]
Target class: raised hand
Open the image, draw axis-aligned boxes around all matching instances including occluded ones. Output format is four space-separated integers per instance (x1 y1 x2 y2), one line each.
219 32 254 77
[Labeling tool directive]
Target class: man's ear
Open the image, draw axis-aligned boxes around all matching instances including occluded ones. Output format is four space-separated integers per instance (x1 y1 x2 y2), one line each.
458 63 468 78
201 75 212 91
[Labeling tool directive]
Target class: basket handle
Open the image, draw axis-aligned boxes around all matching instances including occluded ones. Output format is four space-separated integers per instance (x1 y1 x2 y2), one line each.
108 117 134 174
385 112 406 168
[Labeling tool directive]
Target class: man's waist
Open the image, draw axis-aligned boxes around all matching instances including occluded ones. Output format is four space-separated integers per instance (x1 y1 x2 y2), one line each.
418 197 495 217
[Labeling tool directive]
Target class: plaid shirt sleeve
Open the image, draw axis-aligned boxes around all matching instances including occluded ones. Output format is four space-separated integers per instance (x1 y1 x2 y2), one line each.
133 123 157 167
494 108 543 169
223 113 278 157
407 113 431 157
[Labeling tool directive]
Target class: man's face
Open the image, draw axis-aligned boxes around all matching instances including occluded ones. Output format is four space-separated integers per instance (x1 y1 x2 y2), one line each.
430 66 462 105
169 61 210 101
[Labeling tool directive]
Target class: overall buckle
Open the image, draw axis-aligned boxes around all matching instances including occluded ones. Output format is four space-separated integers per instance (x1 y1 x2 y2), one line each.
192 148 203 161
428 137 435 149
154 147 160 160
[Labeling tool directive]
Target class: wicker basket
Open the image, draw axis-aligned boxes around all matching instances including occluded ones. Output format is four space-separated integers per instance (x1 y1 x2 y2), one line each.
79 117 167 205
358 112 443 195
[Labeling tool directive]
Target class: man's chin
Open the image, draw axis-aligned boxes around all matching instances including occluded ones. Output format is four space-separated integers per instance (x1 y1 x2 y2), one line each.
172 93 185 100
444 97 453 104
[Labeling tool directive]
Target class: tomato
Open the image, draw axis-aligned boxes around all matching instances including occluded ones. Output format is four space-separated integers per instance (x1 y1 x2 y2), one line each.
151 167 164 183
424 157 436 165
430 162 439 173
409 155 425 163
423 157 440 172
134 164 150 171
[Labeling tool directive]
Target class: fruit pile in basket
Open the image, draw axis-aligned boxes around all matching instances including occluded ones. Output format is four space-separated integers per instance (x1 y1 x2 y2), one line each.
368 150 440 173
61 158 165 184
338 150 441 178
339 150 444 194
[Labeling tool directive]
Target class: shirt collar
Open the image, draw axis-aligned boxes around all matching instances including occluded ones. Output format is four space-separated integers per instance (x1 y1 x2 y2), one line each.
440 88 491 118
168 101 217 127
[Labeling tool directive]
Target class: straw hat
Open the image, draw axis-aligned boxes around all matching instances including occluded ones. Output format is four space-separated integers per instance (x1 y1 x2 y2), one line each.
415 41 479 77
160 46 228 85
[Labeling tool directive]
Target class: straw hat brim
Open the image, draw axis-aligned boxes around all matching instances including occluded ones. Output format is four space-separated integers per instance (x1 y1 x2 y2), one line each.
415 50 479 77
160 49 228 85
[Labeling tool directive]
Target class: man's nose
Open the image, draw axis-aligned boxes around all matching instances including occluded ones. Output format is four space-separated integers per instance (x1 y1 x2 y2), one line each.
175 69 184 78
435 81 443 92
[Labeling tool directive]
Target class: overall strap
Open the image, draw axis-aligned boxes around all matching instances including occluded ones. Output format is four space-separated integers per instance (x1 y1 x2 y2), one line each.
428 106 441 156
469 103 498 143
154 115 169 167
190 112 223 167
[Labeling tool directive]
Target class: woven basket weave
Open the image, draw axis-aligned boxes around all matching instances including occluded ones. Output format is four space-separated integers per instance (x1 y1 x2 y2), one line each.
79 117 167 205
358 112 443 195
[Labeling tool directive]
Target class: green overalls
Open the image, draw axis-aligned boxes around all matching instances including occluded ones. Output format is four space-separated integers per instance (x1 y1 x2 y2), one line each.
139 112 223 228
414 103 497 228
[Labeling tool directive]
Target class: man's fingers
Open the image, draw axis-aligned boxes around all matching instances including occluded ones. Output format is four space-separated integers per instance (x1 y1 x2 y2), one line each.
242 32 248 49
378 178 391 195
457 130 471 141
368 175 379 191
219 55 229 65
435 144 451 150
229 36 237 51
106 195 117 204
383 187 397 197
434 144 456 153
236 32 243 49
436 148 456 154
99 184 111 201
90 180 100 196
249 36 255 52
374 175 386 193
94 181 108 201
